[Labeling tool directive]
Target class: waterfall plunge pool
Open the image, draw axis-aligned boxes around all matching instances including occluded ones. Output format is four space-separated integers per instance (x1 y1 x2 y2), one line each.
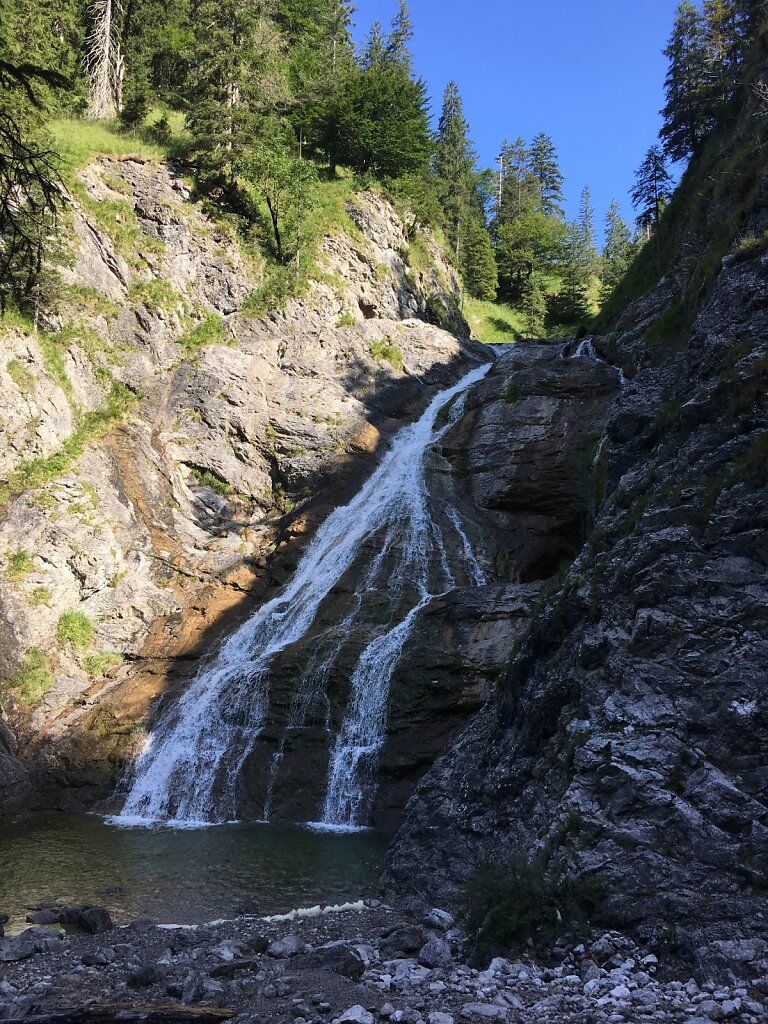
0 811 390 934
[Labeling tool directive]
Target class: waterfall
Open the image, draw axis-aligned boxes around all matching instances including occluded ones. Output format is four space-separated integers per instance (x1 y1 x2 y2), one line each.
114 362 490 828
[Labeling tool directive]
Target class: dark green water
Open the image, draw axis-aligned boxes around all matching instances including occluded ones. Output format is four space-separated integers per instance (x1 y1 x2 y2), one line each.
0 812 390 933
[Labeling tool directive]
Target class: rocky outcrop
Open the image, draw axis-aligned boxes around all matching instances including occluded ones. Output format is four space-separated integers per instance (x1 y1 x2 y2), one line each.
0 157 478 811
386 154 768 959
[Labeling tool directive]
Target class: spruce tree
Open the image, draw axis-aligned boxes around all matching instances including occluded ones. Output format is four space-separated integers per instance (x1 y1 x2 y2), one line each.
660 1 712 162
185 0 288 188
434 81 475 258
631 145 674 273
387 0 415 72
529 131 564 216
461 220 498 301
578 184 598 277
601 199 635 300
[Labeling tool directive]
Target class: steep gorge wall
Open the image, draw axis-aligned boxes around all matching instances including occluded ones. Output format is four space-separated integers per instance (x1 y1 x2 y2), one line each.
0 156 483 811
387 38 768 962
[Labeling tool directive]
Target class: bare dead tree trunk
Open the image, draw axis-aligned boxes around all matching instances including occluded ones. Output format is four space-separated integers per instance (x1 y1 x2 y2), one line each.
84 0 124 119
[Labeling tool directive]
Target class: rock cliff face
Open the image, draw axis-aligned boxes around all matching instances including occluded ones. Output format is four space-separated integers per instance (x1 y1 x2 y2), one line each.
386 44 768 958
0 157 482 809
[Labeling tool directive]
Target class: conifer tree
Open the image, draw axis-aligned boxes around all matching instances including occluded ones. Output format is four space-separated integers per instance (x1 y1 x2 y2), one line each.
387 1 415 72
529 131 564 216
578 184 598 277
434 81 475 258
186 0 288 188
660 1 712 161
461 220 498 301
520 273 547 336
601 199 635 300
631 145 673 273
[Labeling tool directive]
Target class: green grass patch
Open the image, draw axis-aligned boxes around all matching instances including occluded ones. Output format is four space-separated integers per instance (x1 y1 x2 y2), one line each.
336 312 357 328
460 859 604 960
464 297 523 344
128 278 184 315
6 359 35 393
243 265 308 317
645 302 690 349
0 649 53 705
189 467 233 496
83 652 124 678
178 313 228 353
733 229 768 261
0 381 137 504
4 550 35 582
369 340 404 371
56 610 94 649
30 586 53 607
49 118 173 174
60 284 120 320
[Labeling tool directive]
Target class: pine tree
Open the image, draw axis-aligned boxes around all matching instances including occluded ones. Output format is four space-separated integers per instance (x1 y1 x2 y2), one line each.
601 199 635 300
660 1 712 162
529 132 564 216
555 221 592 323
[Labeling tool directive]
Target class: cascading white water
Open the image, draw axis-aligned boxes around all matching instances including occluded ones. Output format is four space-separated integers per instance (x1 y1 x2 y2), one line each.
114 361 491 828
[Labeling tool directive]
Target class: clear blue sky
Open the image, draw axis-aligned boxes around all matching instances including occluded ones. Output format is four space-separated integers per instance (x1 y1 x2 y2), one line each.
351 0 681 237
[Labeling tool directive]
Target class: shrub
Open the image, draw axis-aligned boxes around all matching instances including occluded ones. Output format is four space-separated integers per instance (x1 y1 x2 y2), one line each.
336 312 357 328
4 550 35 582
732 229 768 261
56 611 94 650
189 467 233 496
2 649 53 705
370 340 404 371
460 859 604 960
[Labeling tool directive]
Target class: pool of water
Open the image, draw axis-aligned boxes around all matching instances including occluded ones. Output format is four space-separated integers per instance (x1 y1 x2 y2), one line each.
0 812 391 933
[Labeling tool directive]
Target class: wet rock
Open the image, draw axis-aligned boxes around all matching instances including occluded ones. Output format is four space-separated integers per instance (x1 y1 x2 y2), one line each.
127 962 167 988
59 905 113 934
26 908 59 925
336 1008 374 1024
268 933 303 958
381 926 428 957
418 938 452 969
296 942 366 980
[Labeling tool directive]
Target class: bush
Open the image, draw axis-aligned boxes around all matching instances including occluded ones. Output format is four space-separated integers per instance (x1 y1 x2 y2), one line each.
56 610 94 650
460 859 603 960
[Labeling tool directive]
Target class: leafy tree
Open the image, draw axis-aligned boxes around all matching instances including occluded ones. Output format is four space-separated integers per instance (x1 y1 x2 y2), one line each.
660 1 712 161
529 131 564 216
239 123 317 265
601 199 636 300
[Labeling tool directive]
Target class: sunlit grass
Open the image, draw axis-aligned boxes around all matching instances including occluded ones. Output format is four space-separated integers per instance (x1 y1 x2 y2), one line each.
48 113 191 173
463 297 523 344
